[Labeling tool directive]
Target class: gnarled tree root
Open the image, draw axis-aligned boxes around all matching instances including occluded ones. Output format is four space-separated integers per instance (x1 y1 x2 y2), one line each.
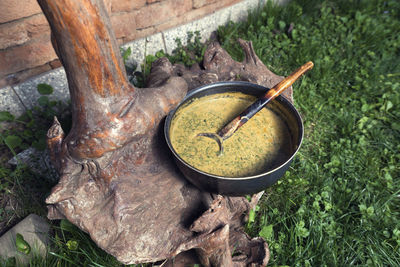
42 1 290 265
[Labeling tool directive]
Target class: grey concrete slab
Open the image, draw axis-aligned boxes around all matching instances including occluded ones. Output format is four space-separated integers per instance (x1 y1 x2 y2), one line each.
228 0 263 22
0 214 50 265
162 18 212 55
121 33 165 72
121 37 146 72
145 32 166 57
13 68 69 110
0 86 26 117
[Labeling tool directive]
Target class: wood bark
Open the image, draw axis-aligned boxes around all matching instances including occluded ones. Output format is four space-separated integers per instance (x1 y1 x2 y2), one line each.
40 0 291 265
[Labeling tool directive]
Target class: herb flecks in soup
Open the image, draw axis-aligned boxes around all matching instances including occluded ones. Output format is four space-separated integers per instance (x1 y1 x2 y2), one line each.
170 92 291 177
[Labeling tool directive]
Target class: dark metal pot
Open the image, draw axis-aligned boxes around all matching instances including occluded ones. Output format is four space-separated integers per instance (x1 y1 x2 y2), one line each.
164 81 303 196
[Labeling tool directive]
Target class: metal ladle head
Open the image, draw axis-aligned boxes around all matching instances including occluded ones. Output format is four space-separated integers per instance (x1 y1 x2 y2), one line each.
197 132 224 155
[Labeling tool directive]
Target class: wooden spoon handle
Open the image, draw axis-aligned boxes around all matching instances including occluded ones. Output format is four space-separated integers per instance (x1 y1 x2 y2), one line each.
218 61 314 140
264 61 314 101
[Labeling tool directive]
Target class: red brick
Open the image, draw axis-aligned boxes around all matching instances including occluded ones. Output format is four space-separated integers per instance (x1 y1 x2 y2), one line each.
0 0 42 24
111 0 146 13
134 26 157 40
0 22 29 50
110 12 137 40
135 0 192 29
154 0 240 31
0 0 242 84
0 14 50 50
193 0 217 9
0 34 57 78
0 77 7 88
26 14 50 38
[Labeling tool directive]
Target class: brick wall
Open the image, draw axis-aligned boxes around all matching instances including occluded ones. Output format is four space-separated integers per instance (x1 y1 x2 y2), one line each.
0 0 241 87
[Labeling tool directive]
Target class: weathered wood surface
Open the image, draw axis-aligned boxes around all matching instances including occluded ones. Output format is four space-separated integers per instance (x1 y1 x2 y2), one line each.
40 0 292 265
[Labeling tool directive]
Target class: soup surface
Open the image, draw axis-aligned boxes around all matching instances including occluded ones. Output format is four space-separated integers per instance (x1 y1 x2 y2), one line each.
170 92 292 177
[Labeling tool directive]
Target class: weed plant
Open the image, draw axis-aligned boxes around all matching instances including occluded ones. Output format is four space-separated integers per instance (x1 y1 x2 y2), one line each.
0 84 70 237
142 31 207 78
1 0 399 265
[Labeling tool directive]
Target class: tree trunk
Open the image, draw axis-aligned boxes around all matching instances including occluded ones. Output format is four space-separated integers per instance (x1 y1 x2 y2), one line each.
41 0 289 265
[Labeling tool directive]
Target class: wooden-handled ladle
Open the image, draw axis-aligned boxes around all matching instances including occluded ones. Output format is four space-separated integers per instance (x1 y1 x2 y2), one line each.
198 61 314 155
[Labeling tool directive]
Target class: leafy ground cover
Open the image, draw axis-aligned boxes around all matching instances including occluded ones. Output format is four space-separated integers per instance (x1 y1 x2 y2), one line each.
1 0 399 266
223 0 400 265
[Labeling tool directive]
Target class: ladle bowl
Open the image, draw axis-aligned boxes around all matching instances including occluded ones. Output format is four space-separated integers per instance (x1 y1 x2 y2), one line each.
164 81 304 196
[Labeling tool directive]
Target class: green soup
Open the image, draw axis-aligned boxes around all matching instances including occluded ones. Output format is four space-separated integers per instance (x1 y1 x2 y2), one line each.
170 92 292 177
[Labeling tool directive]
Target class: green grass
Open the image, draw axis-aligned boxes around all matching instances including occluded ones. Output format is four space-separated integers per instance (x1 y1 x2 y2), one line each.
218 0 400 265
1 0 400 265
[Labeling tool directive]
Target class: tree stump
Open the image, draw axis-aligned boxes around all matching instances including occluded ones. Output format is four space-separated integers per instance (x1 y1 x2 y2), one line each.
40 0 292 265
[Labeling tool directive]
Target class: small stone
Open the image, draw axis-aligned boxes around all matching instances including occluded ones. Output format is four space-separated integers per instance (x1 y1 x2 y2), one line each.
8 147 59 183
0 214 50 265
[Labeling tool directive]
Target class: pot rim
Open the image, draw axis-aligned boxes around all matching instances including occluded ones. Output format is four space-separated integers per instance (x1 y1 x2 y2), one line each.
164 81 304 181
